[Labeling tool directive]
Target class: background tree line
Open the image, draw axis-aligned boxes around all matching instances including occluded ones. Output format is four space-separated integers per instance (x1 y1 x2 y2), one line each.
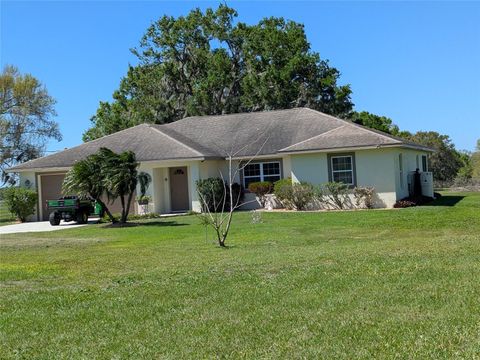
1 5 478 185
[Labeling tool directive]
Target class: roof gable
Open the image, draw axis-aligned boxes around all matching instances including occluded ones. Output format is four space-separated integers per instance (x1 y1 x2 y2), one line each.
8 124 203 171
8 108 431 172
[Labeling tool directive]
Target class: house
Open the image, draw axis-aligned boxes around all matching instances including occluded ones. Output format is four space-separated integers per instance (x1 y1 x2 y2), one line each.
9 108 433 221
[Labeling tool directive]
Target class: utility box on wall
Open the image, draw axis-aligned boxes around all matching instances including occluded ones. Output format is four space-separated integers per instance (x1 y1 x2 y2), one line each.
420 172 434 198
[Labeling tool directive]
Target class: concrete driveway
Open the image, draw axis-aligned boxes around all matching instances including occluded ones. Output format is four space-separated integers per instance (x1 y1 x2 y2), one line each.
0 219 98 235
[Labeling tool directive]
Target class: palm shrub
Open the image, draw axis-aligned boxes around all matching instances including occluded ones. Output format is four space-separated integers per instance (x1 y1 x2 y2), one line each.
248 181 272 207
63 147 151 224
63 149 117 223
2 187 37 222
102 149 151 223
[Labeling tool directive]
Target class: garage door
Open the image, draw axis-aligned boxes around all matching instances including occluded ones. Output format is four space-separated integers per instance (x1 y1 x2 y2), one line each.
40 174 66 220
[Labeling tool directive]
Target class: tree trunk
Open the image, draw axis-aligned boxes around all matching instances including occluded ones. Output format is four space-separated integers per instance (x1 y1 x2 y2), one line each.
95 198 116 223
119 195 126 223
123 191 134 223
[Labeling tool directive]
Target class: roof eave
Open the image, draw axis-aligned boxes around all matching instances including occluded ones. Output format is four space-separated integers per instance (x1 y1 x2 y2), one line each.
277 143 435 155
7 156 212 173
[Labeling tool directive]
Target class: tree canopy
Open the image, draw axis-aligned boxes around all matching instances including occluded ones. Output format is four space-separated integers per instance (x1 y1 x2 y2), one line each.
347 111 400 135
0 65 60 184
405 131 464 182
83 5 353 141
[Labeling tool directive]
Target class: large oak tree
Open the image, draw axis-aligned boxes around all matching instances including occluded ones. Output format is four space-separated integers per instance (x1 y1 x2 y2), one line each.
83 5 353 141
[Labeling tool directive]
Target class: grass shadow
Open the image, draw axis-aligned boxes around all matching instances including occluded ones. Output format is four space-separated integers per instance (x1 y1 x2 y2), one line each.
100 220 188 229
424 195 465 207
138 221 188 227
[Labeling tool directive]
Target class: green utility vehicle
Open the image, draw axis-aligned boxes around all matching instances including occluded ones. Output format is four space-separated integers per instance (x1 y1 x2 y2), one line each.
46 196 103 226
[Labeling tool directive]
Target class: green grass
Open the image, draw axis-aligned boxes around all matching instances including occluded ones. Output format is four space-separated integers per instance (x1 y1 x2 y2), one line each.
0 200 15 226
1 192 479 359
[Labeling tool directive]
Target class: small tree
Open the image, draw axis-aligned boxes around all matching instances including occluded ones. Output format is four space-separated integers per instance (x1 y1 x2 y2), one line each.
248 181 272 208
2 187 37 222
197 131 273 247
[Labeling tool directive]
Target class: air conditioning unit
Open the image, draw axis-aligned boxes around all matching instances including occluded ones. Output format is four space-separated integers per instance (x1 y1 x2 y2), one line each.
420 172 434 198
407 171 434 198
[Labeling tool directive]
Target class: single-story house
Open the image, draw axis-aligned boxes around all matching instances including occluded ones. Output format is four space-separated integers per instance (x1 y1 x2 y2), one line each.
9 108 433 221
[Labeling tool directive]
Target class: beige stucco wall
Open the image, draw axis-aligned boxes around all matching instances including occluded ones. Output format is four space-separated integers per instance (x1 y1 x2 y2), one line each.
288 148 430 208
18 171 38 221
289 149 397 208
15 147 431 222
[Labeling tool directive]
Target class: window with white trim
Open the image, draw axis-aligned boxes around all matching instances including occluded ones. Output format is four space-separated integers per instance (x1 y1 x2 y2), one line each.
243 161 281 189
331 155 354 185
399 153 404 189
421 155 428 172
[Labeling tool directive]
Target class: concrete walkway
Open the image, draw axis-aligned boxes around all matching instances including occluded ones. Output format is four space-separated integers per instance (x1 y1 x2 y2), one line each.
0 219 99 235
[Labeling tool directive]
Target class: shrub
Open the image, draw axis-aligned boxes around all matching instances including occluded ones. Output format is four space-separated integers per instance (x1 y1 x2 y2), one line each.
393 195 434 208
273 177 292 194
353 186 376 209
229 182 244 209
196 178 244 212
196 178 225 212
393 199 417 208
317 182 350 209
2 187 37 222
274 179 314 210
248 181 272 207
136 195 151 205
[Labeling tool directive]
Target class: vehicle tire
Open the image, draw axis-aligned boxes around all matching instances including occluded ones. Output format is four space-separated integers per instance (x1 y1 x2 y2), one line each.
76 211 88 224
49 212 61 226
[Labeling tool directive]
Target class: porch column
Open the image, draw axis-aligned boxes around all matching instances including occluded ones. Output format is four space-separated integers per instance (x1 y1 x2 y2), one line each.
136 166 155 215
189 162 201 212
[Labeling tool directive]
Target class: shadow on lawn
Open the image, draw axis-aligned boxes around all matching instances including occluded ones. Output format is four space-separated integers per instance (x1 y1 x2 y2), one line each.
424 195 465 207
101 220 188 229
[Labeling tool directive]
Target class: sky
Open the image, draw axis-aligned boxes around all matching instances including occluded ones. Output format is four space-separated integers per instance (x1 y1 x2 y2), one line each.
1 1 479 152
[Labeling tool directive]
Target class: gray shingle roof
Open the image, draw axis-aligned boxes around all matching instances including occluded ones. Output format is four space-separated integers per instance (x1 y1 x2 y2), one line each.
9 108 432 171
8 124 204 171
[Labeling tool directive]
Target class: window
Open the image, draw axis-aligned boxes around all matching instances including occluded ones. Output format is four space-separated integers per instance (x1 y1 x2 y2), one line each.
399 153 404 189
421 155 428 172
243 161 281 188
330 155 354 185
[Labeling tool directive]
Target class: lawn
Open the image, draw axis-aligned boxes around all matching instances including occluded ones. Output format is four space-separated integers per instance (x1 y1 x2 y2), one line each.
1 192 479 359
0 200 15 226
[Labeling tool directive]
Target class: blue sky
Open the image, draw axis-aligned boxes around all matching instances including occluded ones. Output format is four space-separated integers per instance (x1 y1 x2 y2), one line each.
2 1 479 151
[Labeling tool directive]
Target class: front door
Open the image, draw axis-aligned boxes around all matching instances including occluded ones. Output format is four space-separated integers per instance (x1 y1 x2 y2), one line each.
169 167 189 212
